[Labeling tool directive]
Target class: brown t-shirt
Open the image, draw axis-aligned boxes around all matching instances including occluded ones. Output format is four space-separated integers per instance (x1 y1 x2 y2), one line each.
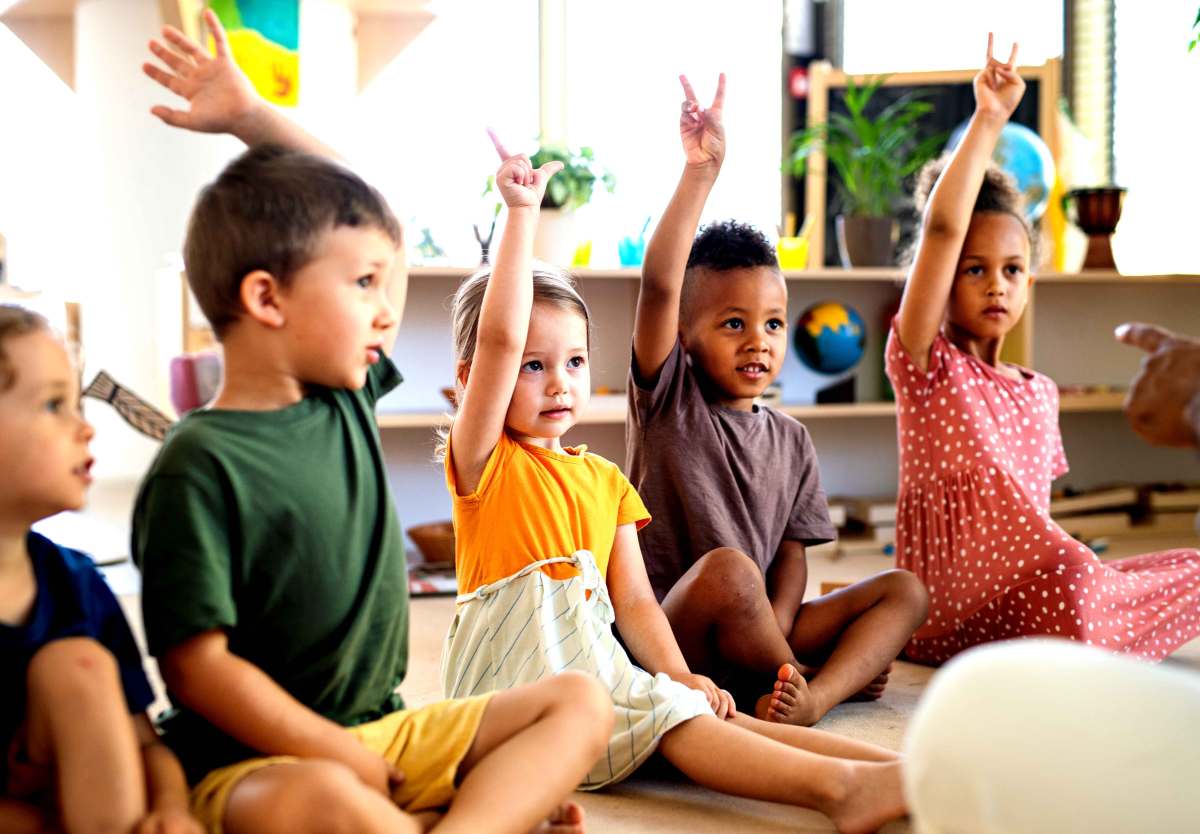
626 340 835 602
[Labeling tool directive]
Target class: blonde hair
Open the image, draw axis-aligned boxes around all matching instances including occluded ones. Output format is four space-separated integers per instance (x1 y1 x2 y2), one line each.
436 263 592 460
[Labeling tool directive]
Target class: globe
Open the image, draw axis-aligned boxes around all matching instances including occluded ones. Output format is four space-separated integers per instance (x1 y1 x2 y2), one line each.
946 121 1056 222
794 301 866 375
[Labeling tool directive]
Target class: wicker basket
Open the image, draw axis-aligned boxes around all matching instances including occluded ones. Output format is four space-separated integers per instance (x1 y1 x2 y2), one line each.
406 521 456 565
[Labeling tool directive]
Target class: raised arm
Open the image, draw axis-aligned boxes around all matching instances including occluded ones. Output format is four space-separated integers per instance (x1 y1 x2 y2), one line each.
145 7 408 350
143 8 336 157
895 35 1024 369
633 74 726 381
449 134 562 494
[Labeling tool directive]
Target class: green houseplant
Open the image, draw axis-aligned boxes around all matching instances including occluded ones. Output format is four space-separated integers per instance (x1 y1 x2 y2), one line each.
525 143 615 266
788 76 944 267
529 143 616 210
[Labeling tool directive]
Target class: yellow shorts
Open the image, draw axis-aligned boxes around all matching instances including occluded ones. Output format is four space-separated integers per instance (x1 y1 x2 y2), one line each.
190 694 493 834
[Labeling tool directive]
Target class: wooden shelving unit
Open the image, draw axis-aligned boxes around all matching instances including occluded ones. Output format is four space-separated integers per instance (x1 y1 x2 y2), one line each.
376 390 1131 431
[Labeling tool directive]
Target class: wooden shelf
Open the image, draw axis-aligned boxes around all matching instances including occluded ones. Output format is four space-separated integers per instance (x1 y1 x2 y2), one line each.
407 266 1200 286
376 391 1130 430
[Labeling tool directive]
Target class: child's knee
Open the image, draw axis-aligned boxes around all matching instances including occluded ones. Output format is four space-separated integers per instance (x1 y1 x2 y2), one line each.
693 547 763 598
879 569 930 620
551 671 614 743
240 761 374 834
26 637 120 699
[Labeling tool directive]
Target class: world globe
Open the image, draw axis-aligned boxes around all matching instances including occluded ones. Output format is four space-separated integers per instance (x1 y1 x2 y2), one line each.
794 301 866 375
946 121 1056 222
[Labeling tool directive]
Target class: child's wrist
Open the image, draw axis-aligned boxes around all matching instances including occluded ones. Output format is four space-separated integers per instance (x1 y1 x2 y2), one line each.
683 159 721 180
231 102 276 145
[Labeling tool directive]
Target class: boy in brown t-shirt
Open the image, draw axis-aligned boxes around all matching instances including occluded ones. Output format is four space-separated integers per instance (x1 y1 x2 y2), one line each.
626 74 929 726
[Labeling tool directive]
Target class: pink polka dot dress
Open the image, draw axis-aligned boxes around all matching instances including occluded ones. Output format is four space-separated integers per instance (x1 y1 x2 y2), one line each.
885 322 1200 664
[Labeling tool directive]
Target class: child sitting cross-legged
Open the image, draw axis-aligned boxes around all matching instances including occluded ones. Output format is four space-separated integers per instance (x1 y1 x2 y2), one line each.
439 133 907 834
890 34 1200 664
0 306 202 834
626 74 929 726
135 11 611 834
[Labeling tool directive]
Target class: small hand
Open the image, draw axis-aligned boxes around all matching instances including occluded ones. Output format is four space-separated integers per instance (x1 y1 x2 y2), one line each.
1116 322 1200 448
673 672 736 719
679 73 726 168
142 8 262 134
135 808 205 834
487 129 564 209
973 33 1025 120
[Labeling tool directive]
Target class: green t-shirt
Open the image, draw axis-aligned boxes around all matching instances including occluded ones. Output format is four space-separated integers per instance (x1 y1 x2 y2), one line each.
133 358 409 783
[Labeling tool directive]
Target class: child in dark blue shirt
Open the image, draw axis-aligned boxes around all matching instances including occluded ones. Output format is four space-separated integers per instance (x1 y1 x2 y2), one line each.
0 305 200 834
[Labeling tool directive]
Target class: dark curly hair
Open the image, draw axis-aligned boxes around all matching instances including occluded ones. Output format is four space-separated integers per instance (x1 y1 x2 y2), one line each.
904 154 1039 266
681 221 780 323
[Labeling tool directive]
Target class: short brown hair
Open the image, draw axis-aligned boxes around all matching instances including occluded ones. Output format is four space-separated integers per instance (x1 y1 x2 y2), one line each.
0 304 49 391
183 144 403 337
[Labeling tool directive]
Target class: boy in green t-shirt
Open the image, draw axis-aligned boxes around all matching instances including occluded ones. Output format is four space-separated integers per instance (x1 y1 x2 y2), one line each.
135 11 611 834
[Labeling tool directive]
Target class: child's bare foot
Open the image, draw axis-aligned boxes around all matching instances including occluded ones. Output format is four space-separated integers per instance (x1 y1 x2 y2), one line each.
847 663 893 702
755 663 822 726
825 760 907 834
530 800 586 833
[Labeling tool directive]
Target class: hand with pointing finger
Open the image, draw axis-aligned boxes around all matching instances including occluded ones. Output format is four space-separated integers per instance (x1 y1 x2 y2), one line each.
1116 322 1200 448
487 129 563 210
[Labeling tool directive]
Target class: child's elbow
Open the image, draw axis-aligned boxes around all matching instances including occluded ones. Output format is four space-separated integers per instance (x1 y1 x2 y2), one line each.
159 630 228 701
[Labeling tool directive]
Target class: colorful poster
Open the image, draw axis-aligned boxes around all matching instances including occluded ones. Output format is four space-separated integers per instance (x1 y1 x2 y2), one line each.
209 0 299 106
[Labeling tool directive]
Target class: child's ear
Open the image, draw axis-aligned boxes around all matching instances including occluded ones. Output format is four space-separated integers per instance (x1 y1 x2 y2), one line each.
239 270 286 329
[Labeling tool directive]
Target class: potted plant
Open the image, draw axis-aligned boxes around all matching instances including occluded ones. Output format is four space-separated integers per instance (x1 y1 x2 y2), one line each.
527 142 615 266
788 77 945 267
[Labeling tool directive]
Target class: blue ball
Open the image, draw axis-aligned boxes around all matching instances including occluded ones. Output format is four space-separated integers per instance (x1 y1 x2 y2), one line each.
794 302 866 375
946 121 1056 222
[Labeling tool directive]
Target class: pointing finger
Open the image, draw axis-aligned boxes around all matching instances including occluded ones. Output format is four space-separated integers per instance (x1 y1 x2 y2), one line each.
486 127 511 161
679 74 698 104
1115 322 1176 353
711 72 726 110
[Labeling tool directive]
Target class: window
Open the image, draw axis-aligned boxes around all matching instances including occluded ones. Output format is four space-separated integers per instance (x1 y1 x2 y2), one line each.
561 1 784 252
1112 0 1200 273
841 0 1062 74
352 2 540 265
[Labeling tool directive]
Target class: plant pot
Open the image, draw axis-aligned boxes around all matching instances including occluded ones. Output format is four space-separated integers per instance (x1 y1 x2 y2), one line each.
533 208 578 267
836 215 898 268
1062 187 1126 270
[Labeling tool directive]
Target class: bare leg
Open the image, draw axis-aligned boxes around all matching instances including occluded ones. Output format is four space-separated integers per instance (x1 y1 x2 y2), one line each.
224 760 422 834
726 712 898 763
24 638 147 834
657 715 906 834
436 672 611 834
769 570 928 726
660 548 801 679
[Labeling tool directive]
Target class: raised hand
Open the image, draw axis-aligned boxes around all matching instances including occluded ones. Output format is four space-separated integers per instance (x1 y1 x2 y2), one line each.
487 129 563 209
974 33 1025 120
679 73 726 168
143 8 261 134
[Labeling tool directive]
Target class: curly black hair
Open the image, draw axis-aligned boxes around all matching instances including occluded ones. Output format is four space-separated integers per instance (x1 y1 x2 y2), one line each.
680 221 780 323
686 220 779 272
903 153 1040 266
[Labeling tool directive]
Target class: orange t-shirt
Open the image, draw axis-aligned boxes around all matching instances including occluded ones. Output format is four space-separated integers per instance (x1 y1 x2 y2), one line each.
446 432 651 595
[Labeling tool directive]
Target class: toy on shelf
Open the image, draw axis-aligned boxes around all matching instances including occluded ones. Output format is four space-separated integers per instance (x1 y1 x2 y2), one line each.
793 300 866 403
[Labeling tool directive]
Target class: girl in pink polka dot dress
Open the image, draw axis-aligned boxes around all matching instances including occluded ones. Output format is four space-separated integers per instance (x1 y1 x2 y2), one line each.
887 36 1200 665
